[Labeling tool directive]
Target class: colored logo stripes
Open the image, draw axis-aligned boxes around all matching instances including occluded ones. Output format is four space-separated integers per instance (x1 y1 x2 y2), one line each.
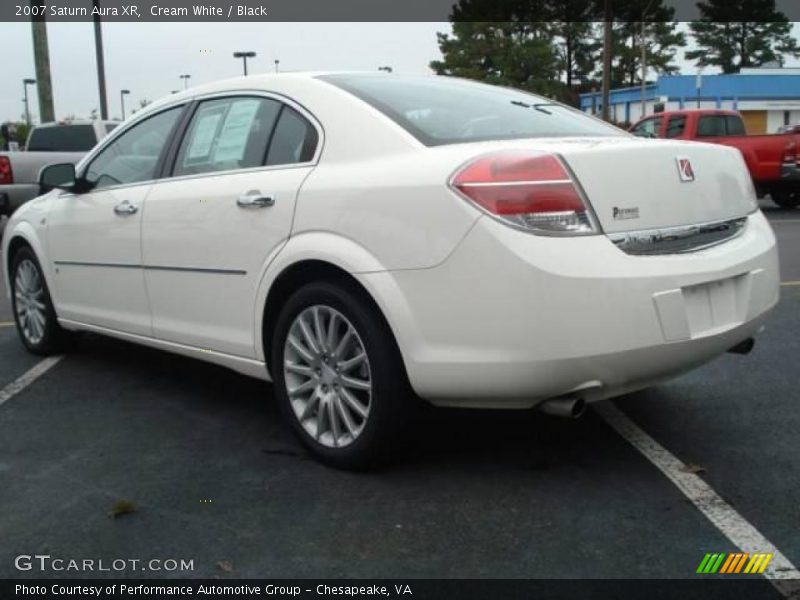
696 552 774 574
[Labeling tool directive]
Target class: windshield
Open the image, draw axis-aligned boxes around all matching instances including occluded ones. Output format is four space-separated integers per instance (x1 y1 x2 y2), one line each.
319 74 625 146
27 124 96 152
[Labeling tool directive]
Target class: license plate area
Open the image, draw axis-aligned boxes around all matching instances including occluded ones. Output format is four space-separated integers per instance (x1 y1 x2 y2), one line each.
682 274 748 337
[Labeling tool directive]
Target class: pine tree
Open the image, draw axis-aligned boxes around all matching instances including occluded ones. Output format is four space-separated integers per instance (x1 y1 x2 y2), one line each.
431 20 563 98
687 0 800 73
597 0 686 88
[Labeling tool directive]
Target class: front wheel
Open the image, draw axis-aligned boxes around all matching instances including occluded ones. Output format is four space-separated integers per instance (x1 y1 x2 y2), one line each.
271 280 412 470
10 246 68 355
771 190 800 209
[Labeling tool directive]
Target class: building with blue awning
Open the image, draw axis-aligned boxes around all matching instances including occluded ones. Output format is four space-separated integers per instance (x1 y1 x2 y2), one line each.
579 67 800 133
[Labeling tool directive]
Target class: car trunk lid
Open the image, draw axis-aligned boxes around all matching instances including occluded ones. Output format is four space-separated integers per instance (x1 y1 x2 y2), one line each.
557 138 755 234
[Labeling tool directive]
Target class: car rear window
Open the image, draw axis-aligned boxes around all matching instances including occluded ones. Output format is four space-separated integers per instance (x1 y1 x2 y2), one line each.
319 74 624 146
26 124 97 151
697 115 746 137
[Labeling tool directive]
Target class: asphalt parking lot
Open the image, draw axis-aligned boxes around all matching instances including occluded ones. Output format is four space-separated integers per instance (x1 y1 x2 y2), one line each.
0 202 798 592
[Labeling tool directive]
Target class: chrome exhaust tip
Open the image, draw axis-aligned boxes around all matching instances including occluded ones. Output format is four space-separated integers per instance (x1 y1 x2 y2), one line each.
537 396 586 419
727 338 755 355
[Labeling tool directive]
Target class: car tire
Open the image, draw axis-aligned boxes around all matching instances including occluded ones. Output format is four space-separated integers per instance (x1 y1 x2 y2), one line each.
271 279 412 470
771 190 800 209
10 246 69 355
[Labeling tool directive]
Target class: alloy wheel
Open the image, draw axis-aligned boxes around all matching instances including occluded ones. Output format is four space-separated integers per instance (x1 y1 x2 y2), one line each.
14 259 47 346
283 305 372 448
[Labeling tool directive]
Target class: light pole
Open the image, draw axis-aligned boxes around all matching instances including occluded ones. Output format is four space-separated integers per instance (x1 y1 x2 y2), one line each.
274 59 280 73
233 51 256 76
23 78 36 127
378 66 393 73
180 74 191 90
120 89 130 120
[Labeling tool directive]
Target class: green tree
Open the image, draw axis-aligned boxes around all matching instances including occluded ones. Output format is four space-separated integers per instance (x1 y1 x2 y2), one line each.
431 21 562 98
687 0 800 73
597 1 686 88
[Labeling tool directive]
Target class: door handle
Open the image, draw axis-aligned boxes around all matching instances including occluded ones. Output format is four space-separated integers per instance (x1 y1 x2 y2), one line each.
237 192 275 208
113 201 138 216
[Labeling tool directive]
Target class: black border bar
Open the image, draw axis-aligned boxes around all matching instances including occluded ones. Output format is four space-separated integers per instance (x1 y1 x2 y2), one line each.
3 0 800 22
1 578 789 600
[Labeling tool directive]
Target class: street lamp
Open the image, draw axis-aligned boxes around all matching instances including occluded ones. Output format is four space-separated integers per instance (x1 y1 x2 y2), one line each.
378 66 393 73
180 74 191 90
23 78 36 127
274 59 280 73
233 51 256 76
120 89 130 120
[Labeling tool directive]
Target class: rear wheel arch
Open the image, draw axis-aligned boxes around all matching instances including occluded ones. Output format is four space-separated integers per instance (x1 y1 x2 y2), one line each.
261 260 407 379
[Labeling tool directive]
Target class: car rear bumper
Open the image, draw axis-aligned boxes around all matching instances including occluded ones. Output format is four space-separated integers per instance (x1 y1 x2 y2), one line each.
358 211 779 408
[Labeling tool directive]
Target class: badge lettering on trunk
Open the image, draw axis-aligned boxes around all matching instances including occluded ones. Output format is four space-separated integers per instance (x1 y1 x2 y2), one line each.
676 157 695 182
613 206 640 220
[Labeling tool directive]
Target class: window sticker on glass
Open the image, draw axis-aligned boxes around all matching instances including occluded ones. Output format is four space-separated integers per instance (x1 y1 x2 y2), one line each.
212 100 260 163
186 109 224 161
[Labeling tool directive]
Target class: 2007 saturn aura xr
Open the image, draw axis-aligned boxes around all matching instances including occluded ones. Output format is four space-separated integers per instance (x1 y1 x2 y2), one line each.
3 73 779 468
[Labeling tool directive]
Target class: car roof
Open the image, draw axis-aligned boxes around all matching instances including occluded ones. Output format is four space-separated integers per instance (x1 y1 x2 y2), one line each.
34 120 119 128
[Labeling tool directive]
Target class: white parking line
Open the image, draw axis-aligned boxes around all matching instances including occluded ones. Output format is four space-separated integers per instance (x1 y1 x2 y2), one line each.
595 402 800 599
0 356 63 409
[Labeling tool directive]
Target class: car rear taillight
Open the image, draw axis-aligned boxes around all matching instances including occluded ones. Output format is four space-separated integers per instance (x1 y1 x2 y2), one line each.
450 152 598 235
0 156 12 185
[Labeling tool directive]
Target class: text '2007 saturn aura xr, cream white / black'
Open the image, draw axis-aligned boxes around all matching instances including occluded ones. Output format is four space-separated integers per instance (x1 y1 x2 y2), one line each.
3 73 779 468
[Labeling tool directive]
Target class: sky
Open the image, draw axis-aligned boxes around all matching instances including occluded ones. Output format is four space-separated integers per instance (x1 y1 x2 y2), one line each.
1 21 799 123
0 22 447 122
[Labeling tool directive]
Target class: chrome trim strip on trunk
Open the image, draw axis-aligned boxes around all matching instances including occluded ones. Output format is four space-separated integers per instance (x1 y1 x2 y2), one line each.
607 216 748 256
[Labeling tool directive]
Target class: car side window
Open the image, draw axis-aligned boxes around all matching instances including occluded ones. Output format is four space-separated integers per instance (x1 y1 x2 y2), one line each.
631 117 660 138
697 115 726 137
266 106 319 166
85 107 183 190
665 116 686 138
174 97 282 177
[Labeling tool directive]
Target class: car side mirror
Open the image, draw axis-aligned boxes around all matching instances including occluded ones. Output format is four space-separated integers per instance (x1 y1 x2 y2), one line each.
39 163 87 193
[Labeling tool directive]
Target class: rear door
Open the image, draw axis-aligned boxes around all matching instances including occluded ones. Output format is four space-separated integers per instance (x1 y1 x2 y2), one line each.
142 94 321 358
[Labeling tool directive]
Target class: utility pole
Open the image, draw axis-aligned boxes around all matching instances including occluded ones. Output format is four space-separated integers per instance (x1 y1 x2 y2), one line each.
93 0 108 120
640 0 654 120
30 1 55 123
601 0 613 122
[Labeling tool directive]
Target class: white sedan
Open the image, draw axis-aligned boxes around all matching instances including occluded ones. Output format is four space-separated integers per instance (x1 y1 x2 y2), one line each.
3 73 779 468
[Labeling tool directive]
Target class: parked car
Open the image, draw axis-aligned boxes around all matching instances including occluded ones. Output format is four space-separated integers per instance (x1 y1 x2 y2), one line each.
777 124 800 135
0 120 118 217
630 109 800 208
3 74 779 468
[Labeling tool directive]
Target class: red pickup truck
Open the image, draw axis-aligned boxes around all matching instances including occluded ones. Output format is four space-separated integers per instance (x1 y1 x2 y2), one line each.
630 109 800 208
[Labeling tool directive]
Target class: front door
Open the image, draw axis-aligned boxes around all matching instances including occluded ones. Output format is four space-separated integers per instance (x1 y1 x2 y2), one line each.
142 95 320 358
46 106 185 335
